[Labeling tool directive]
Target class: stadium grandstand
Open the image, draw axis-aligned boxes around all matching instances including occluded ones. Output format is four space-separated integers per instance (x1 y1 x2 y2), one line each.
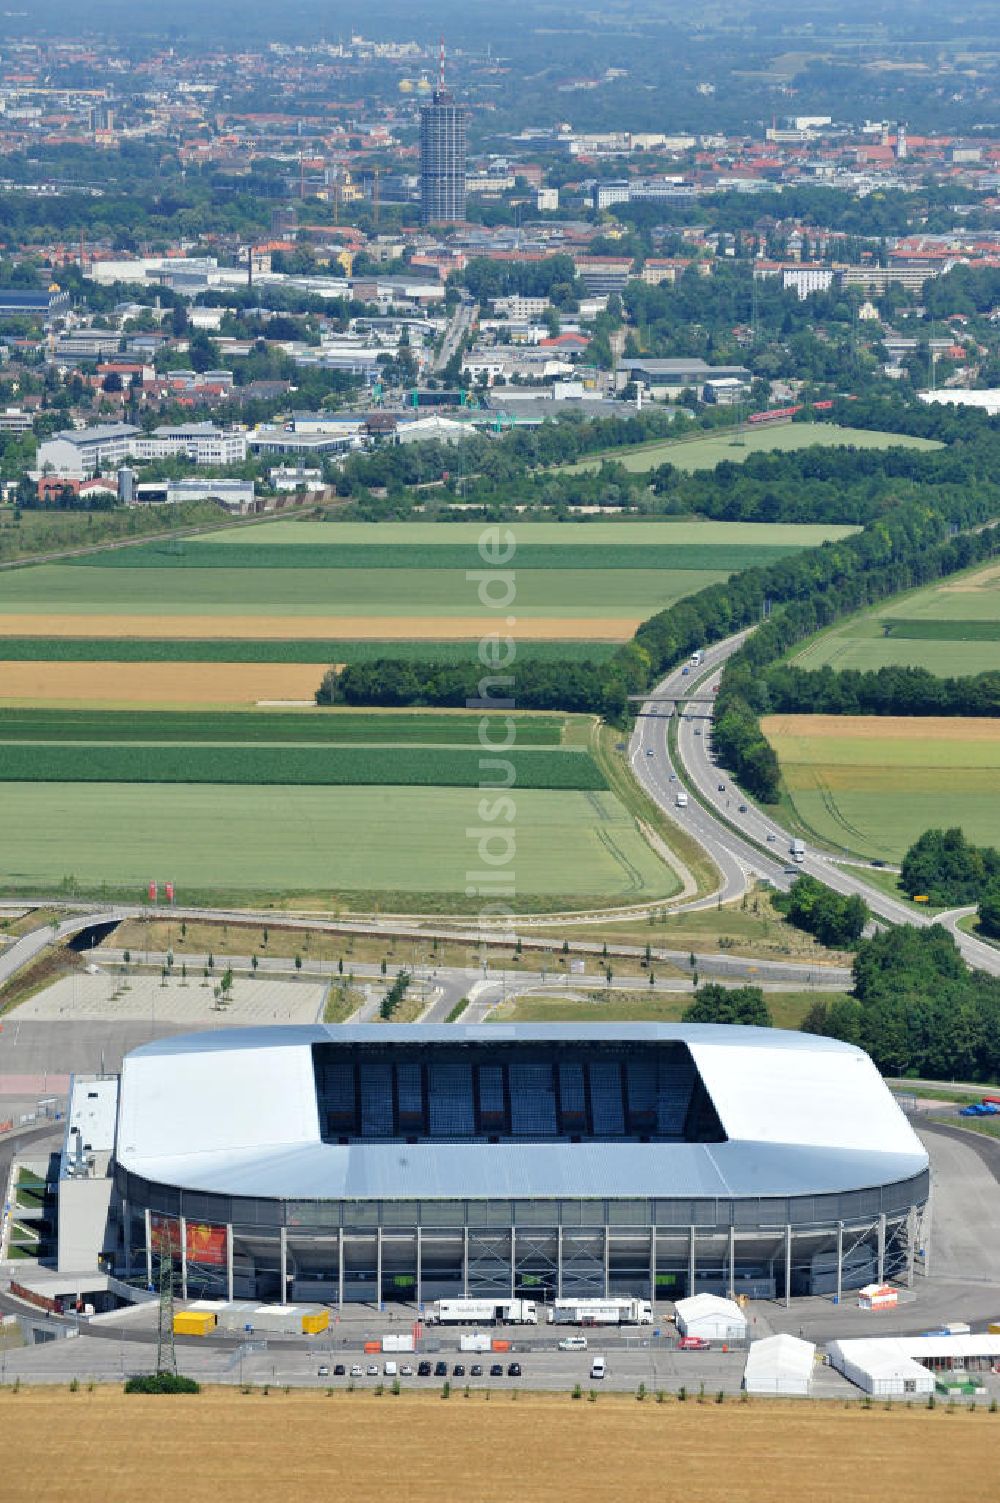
106 1024 929 1308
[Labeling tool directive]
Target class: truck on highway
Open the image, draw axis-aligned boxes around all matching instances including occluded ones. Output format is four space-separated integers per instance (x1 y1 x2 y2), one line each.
675 791 688 808
690 650 703 666
547 1298 653 1327
426 1298 537 1326
790 839 806 863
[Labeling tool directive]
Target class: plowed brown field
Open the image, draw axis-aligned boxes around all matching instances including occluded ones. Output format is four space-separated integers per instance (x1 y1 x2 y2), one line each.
2 1389 996 1503
0 662 322 706
0 614 636 640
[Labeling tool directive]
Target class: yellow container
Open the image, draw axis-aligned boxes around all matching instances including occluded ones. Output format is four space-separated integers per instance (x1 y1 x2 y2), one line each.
173 1310 217 1337
988 1322 1000 1335
301 1310 329 1335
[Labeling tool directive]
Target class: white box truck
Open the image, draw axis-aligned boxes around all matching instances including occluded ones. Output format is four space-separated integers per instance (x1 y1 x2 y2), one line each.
547 1298 653 1327
675 791 688 809
426 1298 537 1326
790 839 805 863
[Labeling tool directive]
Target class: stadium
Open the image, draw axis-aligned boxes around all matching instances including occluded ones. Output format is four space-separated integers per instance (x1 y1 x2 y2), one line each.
110 1023 930 1307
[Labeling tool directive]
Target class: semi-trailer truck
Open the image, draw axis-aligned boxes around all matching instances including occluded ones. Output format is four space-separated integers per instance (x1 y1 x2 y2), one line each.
547 1298 653 1327
790 839 805 862
426 1298 537 1326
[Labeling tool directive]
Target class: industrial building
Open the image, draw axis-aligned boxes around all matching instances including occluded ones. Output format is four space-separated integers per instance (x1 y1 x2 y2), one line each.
62 1022 935 1310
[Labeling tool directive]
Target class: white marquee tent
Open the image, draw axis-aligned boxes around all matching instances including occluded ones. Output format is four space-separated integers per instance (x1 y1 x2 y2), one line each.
674 1293 747 1342
743 1334 815 1396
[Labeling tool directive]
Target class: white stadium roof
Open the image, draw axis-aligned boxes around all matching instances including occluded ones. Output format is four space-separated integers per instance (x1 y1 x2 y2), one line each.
114 1024 928 1202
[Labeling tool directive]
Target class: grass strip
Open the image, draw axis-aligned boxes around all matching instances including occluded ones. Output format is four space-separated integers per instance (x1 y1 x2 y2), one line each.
0 744 608 789
0 708 565 747
60 543 803 573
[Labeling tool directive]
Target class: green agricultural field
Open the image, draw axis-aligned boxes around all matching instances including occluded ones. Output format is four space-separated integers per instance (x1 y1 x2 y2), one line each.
0 562 731 619
195 519 858 548
0 638 620 664
0 783 678 906
763 712 1000 861
791 558 1000 676
0 708 566 746
561 423 941 475
0 743 605 789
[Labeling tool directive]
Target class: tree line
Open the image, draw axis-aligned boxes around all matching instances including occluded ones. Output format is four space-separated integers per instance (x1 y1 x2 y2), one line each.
802 925 1000 1084
773 875 869 949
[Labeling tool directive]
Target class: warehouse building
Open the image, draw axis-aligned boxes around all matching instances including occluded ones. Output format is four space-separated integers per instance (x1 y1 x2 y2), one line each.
95 1023 930 1309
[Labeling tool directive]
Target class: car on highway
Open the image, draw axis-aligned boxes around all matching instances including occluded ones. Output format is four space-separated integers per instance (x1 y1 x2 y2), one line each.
767 832 776 842
717 782 725 792
350 1365 364 1378
669 772 677 781
682 666 690 676
490 1363 503 1377
646 748 654 757
507 1362 522 1377
738 803 747 813
677 1336 711 1351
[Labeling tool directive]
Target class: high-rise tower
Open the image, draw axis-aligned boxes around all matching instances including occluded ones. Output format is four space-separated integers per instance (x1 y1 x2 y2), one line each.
420 39 467 226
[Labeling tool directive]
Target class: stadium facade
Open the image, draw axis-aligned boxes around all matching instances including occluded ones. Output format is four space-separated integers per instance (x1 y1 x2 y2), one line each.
107 1024 931 1308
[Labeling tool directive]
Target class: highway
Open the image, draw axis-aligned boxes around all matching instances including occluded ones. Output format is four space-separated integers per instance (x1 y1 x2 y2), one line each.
632 633 1000 977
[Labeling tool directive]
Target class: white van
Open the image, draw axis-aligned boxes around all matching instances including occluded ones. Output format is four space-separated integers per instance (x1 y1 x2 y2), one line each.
589 1356 607 1380
558 1335 588 1351
383 1360 398 1377
675 791 688 808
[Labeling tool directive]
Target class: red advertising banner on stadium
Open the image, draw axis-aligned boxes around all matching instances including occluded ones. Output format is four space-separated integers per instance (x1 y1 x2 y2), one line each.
186 1222 227 1266
148 880 157 903
165 881 175 904
150 1214 226 1266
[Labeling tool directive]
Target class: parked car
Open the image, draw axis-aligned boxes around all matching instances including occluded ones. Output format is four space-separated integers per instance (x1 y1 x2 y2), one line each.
490 1363 503 1377
417 1361 432 1377
317 1365 329 1377
507 1362 522 1377
434 1360 448 1377
400 1364 413 1377
333 1364 345 1377
366 1364 379 1376
470 1364 483 1377
678 1336 711 1351
350 1365 363 1378
453 1364 465 1377
383 1360 397 1377
558 1335 588 1351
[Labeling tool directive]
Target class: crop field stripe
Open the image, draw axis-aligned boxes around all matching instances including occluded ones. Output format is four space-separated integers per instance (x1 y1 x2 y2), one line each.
884 619 1000 642
0 638 618 664
58 543 805 572
0 709 566 746
0 744 605 789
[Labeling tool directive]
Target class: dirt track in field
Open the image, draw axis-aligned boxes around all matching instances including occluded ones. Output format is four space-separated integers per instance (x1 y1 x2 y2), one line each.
0 662 323 705
762 713 1000 743
3 1389 997 1503
0 614 636 641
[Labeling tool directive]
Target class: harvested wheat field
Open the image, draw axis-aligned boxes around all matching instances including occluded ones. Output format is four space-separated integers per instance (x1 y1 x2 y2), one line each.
0 662 323 706
2 1389 997 1503
0 613 638 640
763 714 1000 747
